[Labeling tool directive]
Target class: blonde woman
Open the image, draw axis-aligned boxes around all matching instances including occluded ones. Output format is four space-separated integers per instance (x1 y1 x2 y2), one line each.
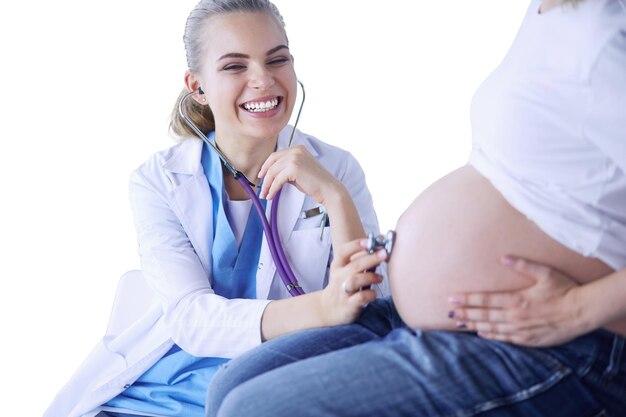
44 1 386 416
206 0 626 415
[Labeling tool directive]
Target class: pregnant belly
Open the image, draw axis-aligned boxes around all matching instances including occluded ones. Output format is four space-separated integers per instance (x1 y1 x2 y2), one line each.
389 165 613 330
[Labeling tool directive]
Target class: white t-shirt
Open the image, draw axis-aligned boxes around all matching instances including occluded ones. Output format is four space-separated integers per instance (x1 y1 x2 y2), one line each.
225 198 253 248
469 0 626 269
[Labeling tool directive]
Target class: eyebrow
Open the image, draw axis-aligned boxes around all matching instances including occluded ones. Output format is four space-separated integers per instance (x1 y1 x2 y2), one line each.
217 44 289 61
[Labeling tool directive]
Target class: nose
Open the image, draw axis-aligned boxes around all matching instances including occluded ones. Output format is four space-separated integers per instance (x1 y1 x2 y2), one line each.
248 64 275 90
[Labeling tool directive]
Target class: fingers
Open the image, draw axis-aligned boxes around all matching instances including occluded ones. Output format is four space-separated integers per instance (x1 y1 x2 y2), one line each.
257 150 280 179
456 319 516 335
449 307 508 323
501 255 552 281
259 157 291 199
258 146 306 199
333 239 369 266
448 291 524 308
334 239 387 268
258 146 333 201
449 305 550 346
345 288 377 308
260 168 291 200
475 328 544 347
343 249 387 273
341 272 384 294
475 330 515 344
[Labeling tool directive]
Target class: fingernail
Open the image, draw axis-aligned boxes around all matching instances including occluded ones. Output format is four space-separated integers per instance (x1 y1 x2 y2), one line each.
376 249 387 259
447 310 455 318
448 296 461 305
359 239 368 248
501 255 515 266
456 321 467 329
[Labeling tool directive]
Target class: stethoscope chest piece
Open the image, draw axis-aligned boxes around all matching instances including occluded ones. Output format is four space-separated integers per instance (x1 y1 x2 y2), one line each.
366 230 396 259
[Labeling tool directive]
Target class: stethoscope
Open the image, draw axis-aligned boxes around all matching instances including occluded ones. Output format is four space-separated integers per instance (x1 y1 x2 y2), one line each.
179 81 395 297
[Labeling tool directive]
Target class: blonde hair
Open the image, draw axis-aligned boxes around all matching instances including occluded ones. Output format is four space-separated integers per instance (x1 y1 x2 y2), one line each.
169 0 287 138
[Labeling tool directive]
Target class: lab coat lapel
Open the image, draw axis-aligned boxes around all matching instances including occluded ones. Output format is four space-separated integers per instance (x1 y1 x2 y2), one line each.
164 139 214 273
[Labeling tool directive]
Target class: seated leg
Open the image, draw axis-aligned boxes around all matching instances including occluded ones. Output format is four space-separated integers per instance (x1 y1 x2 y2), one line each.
216 329 614 417
205 297 401 417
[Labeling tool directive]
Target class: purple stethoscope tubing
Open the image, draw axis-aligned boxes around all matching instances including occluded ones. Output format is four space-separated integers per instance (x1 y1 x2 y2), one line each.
178 81 307 297
238 178 304 296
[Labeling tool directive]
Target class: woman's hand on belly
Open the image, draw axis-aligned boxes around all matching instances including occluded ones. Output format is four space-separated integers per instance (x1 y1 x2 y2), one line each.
387 165 613 331
447 255 591 347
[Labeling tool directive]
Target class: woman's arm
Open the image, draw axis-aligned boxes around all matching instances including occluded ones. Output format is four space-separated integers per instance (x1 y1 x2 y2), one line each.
258 145 366 246
260 238 387 341
257 145 386 340
448 256 626 346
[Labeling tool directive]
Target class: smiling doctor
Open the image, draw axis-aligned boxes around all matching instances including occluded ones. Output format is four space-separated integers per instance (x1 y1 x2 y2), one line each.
43 1 386 416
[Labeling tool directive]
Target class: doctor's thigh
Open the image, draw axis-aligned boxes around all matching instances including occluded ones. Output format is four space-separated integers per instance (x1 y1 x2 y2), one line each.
205 297 401 417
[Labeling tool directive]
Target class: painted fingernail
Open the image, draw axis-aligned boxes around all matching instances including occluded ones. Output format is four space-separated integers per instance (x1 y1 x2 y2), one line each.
447 310 455 318
456 321 467 329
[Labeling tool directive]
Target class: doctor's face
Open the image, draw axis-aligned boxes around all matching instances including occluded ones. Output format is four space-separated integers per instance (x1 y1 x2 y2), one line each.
195 12 297 143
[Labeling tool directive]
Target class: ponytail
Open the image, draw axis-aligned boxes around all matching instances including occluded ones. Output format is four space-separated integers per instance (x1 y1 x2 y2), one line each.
169 88 215 139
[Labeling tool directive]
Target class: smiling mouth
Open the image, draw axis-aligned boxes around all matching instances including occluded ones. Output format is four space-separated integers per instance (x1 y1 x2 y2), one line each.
240 97 281 113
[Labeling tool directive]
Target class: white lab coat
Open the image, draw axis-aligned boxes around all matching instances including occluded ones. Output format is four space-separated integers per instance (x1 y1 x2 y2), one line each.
44 127 381 417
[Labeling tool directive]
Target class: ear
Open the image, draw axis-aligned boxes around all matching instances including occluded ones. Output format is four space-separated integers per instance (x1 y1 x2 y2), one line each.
184 70 206 105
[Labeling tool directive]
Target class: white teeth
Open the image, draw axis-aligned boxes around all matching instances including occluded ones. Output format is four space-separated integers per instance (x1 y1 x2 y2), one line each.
243 98 279 112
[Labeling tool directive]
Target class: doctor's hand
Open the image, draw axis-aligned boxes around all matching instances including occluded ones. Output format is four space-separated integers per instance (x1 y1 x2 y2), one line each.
447 256 585 347
319 238 386 326
258 145 344 204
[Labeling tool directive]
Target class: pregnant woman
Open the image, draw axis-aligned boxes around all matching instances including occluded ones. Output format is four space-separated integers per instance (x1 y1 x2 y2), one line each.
205 0 626 416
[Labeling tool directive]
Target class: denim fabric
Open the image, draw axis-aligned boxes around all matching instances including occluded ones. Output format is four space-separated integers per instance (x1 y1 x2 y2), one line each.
205 297 403 417
207 298 626 417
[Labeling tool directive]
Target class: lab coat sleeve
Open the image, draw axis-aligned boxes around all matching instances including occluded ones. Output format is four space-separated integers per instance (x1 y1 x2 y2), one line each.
129 161 270 358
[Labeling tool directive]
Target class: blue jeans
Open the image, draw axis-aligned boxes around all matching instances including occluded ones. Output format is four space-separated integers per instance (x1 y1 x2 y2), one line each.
206 298 626 417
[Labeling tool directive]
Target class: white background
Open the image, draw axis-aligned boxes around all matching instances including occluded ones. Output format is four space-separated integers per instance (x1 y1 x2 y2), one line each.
0 1 529 415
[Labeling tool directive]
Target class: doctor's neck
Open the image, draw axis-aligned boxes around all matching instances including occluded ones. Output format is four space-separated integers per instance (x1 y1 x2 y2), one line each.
214 131 277 185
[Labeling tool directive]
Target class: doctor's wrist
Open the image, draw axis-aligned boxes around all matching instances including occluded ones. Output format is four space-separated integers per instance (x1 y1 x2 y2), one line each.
321 184 351 215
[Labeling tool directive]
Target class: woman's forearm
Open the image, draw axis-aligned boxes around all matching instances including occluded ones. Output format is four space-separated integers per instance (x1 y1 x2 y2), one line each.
322 183 366 247
260 292 327 341
578 268 626 335
260 239 386 342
